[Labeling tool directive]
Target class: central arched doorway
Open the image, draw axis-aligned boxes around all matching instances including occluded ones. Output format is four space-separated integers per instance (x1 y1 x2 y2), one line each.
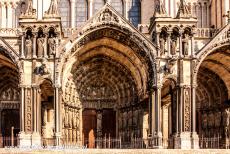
60 23 156 148
196 46 230 148
74 55 137 148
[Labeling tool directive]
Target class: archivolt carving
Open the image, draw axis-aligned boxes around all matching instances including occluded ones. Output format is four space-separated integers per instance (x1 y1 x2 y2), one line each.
57 5 157 92
194 24 230 87
0 87 19 101
0 39 20 68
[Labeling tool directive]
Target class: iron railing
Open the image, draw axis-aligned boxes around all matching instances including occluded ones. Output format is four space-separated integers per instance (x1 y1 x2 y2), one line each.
199 135 230 149
2 135 230 149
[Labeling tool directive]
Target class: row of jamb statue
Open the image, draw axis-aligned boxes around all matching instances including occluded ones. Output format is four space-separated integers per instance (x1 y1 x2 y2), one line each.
24 29 57 58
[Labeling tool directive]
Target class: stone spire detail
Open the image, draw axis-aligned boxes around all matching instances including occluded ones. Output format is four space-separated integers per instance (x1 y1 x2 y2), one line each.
154 0 168 17
44 0 60 18
20 0 36 18
176 0 192 18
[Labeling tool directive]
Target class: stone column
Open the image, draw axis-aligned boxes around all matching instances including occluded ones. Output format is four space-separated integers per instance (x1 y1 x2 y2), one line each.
12 3 16 28
148 81 154 138
191 84 199 148
32 33 37 58
207 3 210 27
18 86 26 147
154 85 163 148
156 32 161 57
44 33 48 58
150 83 163 148
7 2 13 28
167 32 172 57
21 34 25 58
179 31 183 57
124 0 129 19
201 3 204 28
70 0 76 28
96 110 102 138
191 33 195 57
20 87 25 132
54 87 62 146
1 2 6 28
89 0 93 18
37 88 41 134
31 85 41 146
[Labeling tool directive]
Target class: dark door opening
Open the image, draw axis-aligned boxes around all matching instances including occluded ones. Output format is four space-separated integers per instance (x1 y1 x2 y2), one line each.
102 109 116 138
1 109 20 137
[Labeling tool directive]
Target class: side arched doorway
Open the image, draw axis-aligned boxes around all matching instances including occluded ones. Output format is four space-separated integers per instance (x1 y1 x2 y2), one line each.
40 79 55 146
0 50 20 147
196 46 230 148
161 78 177 148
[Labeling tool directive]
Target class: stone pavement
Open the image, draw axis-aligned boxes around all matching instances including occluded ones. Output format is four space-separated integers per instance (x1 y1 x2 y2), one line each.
1 149 230 154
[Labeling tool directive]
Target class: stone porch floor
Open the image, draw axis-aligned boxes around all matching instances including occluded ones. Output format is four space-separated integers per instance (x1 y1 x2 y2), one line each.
1 149 230 154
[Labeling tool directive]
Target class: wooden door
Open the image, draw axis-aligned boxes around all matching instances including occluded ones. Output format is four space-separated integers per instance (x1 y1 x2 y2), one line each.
82 109 97 148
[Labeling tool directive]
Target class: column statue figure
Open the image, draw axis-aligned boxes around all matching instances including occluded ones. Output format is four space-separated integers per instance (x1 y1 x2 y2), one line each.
37 34 45 58
171 37 177 55
159 37 165 55
48 34 56 57
182 33 189 55
25 35 32 58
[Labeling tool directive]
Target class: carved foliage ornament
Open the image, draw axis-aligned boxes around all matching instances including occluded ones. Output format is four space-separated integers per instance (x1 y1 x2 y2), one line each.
184 87 190 131
25 88 32 132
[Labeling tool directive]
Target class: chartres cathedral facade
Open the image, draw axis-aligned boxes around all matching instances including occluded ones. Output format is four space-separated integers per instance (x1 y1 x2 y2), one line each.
0 0 229 149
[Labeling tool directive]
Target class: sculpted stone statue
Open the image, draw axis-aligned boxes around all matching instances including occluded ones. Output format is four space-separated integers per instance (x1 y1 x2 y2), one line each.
97 112 102 135
37 34 45 58
101 9 111 21
13 89 19 100
123 113 127 128
68 111 72 128
223 109 230 137
7 88 12 100
214 111 221 127
223 109 230 127
1 91 6 100
64 108 68 127
208 113 214 128
182 33 189 55
43 108 47 126
48 34 56 57
202 113 207 129
171 38 177 55
76 112 80 129
25 35 32 58
159 37 165 55
73 130 77 143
